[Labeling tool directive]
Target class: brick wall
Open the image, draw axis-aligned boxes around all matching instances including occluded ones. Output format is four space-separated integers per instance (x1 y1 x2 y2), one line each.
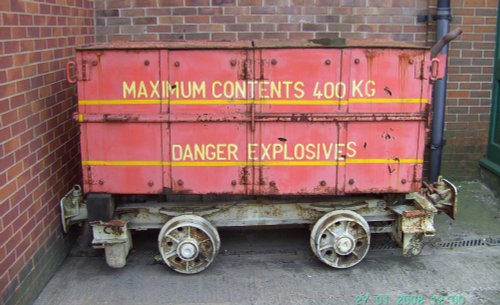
442 1 498 179
0 1 94 304
93 0 498 180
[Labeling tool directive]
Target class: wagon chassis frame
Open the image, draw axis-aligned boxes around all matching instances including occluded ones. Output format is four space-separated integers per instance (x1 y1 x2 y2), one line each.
61 177 456 271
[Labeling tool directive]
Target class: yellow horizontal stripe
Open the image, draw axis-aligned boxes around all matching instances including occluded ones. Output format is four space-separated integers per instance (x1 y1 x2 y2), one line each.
82 159 422 167
82 160 163 166
171 161 246 166
79 98 426 106
349 98 425 104
79 99 161 105
256 99 348 105
170 99 248 105
253 161 342 166
346 158 423 164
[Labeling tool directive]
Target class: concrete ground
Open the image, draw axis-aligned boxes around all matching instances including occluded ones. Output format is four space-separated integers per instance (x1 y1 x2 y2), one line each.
34 181 500 305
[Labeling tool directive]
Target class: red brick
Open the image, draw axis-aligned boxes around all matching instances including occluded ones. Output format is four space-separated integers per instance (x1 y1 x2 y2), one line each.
0 27 12 39
250 6 275 14
0 250 16 279
133 17 157 25
211 15 235 23
198 7 223 15
158 0 183 5
3 13 19 25
237 15 261 23
226 24 250 31
0 154 16 178
148 25 172 32
4 41 20 54
3 205 20 229
8 251 26 279
172 7 197 15
212 0 235 4
185 16 210 23
239 0 262 4
212 32 236 40
186 0 210 5
6 162 23 181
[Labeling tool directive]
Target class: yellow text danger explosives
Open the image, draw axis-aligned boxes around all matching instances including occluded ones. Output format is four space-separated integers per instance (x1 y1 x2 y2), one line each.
171 142 357 162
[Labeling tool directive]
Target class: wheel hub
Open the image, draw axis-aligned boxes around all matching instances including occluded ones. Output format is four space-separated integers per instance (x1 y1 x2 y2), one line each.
334 236 355 255
177 239 199 261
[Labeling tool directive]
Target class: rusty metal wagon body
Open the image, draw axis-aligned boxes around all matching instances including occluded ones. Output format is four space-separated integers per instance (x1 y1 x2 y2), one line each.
61 39 457 273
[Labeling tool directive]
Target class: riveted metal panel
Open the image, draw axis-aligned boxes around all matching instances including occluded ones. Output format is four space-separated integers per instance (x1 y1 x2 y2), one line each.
76 43 432 196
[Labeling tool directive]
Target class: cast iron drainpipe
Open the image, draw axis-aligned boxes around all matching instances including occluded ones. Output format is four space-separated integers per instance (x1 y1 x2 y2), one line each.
429 0 463 182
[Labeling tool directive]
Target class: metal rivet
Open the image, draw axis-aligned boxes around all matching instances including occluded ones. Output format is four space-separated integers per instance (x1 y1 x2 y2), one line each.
144 60 150 66
325 59 331 65
320 180 327 186
98 179 104 185
348 179 355 185
354 58 360 64
231 180 237 186
148 180 154 187
271 59 278 65
401 179 407 184
174 61 180 67
408 59 414 64
92 61 98 66
177 179 184 186
270 181 276 187
230 59 237 66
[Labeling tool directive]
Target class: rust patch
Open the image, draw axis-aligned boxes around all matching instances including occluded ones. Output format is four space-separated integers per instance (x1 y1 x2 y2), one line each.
239 166 250 185
381 128 395 140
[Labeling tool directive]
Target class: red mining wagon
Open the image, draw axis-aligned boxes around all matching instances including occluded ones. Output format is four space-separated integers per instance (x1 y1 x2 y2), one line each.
61 37 458 273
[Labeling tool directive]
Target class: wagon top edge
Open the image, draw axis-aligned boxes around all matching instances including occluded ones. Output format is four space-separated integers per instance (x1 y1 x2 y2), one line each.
76 39 430 51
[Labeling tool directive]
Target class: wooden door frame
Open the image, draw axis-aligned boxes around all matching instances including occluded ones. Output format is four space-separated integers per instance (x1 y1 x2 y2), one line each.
479 3 500 176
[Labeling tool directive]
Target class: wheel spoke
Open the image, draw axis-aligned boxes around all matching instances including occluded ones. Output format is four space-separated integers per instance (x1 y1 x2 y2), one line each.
333 257 339 266
320 244 334 251
326 227 338 238
199 238 211 244
342 221 349 235
355 234 367 241
164 250 177 260
166 234 180 244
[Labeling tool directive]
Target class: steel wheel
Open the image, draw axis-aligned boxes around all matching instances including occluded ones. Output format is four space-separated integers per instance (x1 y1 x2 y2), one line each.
310 210 370 269
158 215 220 274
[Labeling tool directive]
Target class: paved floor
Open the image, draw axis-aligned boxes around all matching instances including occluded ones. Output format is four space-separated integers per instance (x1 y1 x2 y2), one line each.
34 181 500 305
